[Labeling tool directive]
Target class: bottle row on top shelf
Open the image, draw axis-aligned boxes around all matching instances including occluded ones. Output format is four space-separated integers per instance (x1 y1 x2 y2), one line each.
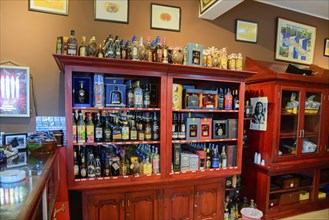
58 30 244 70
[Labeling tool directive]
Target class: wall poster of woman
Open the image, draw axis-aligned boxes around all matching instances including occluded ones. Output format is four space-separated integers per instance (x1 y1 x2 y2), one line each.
250 97 268 131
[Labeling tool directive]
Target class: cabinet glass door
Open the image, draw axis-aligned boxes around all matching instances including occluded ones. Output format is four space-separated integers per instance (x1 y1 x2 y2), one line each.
278 90 300 157
301 91 322 155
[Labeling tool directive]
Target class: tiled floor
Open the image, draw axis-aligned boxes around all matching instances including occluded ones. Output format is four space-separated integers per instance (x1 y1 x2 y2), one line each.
280 209 329 220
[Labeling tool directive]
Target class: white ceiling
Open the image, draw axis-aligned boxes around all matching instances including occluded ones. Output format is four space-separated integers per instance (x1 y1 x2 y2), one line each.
256 0 329 20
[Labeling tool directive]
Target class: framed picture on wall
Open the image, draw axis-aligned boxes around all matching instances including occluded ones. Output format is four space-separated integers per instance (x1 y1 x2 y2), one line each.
275 17 316 65
29 0 69 16
0 66 30 117
151 3 181 32
94 0 129 23
199 0 218 14
235 19 258 43
324 38 329 57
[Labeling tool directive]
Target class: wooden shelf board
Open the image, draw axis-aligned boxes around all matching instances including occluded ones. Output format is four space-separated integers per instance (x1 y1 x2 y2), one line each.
72 107 160 111
172 109 238 113
73 140 160 146
172 138 237 144
269 185 312 194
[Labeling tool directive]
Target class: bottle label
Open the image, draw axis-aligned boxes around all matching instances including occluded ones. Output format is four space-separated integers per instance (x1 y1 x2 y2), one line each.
122 127 129 140
72 126 77 143
112 162 120 170
79 47 86 56
104 130 112 141
77 125 86 143
95 167 101 177
95 127 103 139
143 164 152 175
211 158 219 168
112 130 122 141
138 131 145 141
87 165 96 178
80 168 87 177
134 94 143 107
86 125 94 143
74 164 79 176
152 159 159 173
128 92 134 106
130 130 137 140
222 158 227 168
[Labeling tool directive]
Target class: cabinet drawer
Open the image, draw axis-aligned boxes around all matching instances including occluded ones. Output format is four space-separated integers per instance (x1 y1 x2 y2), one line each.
279 191 300 205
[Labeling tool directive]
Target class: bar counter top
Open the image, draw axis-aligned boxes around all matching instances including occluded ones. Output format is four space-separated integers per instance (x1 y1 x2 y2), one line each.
0 150 59 220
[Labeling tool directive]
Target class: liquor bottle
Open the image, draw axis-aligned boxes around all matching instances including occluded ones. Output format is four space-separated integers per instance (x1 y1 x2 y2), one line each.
126 81 134 108
144 117 152 140
110 86 122 105
79 36 87 56
137 119 145 141
86 36 97 56
125 40 132 60
114 36 121 59
143 84 151 108
104 35 114 58
76 81 89 104
94 112 103 142
206 147 211 169
245 100 252 118
131 35 139 61
67 30 77 56
179 113 186 140
211 147 220 168
73 150 79 178
96 44 104 58
218 88 224 110
103 157 111 177
121 119 130 141
143 156 152 175
87 153 96 178
85 112 95 143
72 112 77 143
103 113 112 142
112 117 122 142
155 37 163 62
224 88 233 110
172 113 178 140
130 120 138 141
221 146 227 168
120 39 127 59
145 36 153 62
77 112 86 143
111 156 120 176
80 153 87 178
162 37 169 63
120 150 128 176
249 199 257 208
133 81 143 108
152 147 160 173
152 113 160 141
233 89 239 110
152 36 160 62
138 37 148 61
95 157 102 177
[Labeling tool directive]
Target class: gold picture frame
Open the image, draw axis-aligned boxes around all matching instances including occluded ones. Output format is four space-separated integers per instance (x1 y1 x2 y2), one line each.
95 0 129 23
151 3 181 32
235 19 258 43
199 0 217 14
324 38 329 57
29 0 68 16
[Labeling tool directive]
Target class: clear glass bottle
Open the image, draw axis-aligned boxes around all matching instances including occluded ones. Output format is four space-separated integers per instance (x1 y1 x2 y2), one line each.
104 35 114 58
152 147 160 174
131 35 139 61
221 146 227 168
162 37 169 63
79 36 87 56
143 84 151 108
133 81 143 108
152 113 160 141
67 30 77 56
143 156 152 175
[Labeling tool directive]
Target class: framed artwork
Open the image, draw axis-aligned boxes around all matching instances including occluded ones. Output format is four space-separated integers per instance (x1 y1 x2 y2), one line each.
2 133 28 150
275 17 316 65
250 97 268 131
0 66 30 117
95 0 129 23
324 38 329 57
151 3 181 32
235 19 258 43
199 0 217 14
29 0 68 16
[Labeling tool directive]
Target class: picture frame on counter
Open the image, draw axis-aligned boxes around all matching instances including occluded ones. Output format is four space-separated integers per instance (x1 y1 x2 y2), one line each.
275 17 316 65
2 133 28 150
95 0 129 23
29 0 69 16
151 3 181 32
235 19 258 43
0 65 30 117
324 38 329 57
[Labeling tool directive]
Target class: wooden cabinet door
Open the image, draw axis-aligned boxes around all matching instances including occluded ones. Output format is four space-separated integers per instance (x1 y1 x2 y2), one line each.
163 186 194 220
194 183 223 220
85 193 125 220
126 190 158 220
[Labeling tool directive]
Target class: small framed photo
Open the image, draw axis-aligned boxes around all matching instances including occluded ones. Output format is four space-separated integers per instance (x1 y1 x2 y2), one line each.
250 97 268 131
29 0 69 16
7 151 28 168
235 19 258 43
199 0 218 14
324 38 329 57
0 65 30 117
213 120 228 139
94 0 129 23
275 17 316 65
3 133 28 150
151 3 181 32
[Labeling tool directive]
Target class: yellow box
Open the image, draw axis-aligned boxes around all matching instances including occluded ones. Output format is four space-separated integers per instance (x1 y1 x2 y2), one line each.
172 84 183 109
299 190 310 201
318 191 326 199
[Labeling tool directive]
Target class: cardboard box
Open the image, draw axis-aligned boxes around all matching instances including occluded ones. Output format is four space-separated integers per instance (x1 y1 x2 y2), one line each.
104 77 124 84
318 191 326 199
172 144 181 172
186 43 203 66
299 190 310 201
228 119 238 139
93 74 105 107
213 120 228 139
184 89 202 109
186 118 200 140
72 74 92 107
200 118 212 140
201 90 218 109
172 84 183 109
180 152 190 171
105 84 126 107
189 153 199 171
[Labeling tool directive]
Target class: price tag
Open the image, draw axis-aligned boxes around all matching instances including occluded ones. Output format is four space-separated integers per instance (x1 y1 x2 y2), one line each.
97 177 104 180
104 177 110 180
81 179 86 181
75 179 81 182
210 169 214 172
89 178 94 181
146 174 152 177
112 177 118 179
182 171 186 174
123 175 129 178
192 170 196 173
